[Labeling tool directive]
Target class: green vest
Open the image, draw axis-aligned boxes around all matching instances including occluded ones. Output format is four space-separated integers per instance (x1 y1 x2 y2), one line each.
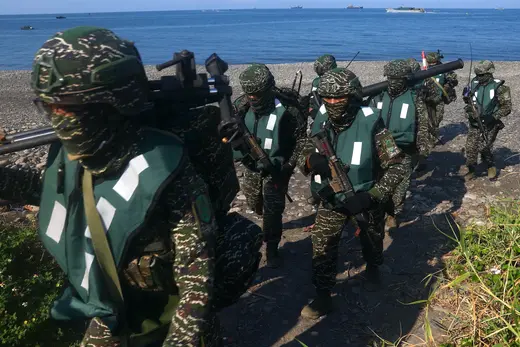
236 98 288 170
433 73 446 97
311 77 320 92
470 78 501 126
38 128 184 322
309 106 380 207
376 90 416 148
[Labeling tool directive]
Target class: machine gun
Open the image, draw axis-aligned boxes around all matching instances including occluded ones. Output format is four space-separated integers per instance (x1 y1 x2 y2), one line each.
361 58 464 98
311 129 366 225
0 50 233 156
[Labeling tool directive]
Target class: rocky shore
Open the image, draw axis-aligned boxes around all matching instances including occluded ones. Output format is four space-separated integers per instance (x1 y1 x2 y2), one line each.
1 61 519 345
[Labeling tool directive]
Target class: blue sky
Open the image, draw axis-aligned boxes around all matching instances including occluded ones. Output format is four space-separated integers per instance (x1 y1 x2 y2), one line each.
2 0 517 15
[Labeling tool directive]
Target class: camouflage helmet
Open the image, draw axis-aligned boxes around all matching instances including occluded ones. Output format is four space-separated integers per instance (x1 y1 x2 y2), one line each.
239 63 275 94
426 52 442 64
406 58 421 72
474 60 495 75
314 54 337 77
317 68 362 99
31 26 148 116
384 59 412 78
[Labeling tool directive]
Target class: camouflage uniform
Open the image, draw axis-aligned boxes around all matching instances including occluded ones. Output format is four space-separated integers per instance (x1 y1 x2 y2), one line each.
462 60 512 180
298 68 406 319
2 26 262 347
373 60 432 220
236 64 307 267
425 52 459 139
308 54 337 121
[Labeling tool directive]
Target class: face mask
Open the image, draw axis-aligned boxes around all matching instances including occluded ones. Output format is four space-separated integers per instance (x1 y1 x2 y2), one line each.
387 78 407 97
476 73 492 85
248 90 275 115
50 105 133 175
324 99 351 125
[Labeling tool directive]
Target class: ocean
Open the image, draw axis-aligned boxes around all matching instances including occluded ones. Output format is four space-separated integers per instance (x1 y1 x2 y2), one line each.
0 8 519 70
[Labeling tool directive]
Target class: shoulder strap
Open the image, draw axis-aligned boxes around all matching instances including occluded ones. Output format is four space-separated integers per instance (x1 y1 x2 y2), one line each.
82 170 129 343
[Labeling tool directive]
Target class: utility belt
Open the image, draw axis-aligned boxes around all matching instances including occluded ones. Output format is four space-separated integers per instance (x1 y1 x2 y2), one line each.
122 241 177 294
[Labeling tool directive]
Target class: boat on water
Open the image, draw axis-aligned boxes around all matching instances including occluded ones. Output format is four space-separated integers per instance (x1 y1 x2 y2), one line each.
56 16 66 19
290 5 303 9
496 7 505 10
21 25 34 30
347 4 363 9
386 6 425 13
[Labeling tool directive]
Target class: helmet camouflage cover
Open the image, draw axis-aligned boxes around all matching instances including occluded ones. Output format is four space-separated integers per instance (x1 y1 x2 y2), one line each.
317 68 362 99
314 54 337 77
426 52 441 64
31 26 148 115
406 58 421 72
239 63 275 94
384 59 412 78
474 60 495 75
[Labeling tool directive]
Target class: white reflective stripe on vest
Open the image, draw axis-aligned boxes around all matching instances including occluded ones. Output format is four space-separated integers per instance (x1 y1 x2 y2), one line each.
436 78 440 82
377 101 383 110
80 252 95 291
319 104 327 114
275 98 282 108
264 138 273 150
473 91 478 102
314 174 322 184
85 197 116 238
46 200 67 243
266 113 277 131
495 79 501 83
400 103 409 119
351 142 363 166
361 107 374 117
113 155 149 202
312 87 317 91
490 89 495 99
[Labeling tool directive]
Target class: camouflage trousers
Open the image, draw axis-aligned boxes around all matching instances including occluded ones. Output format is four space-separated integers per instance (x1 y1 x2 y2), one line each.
242 169 291 246
428 102 444 143
391 152 413 215
80 213 262 347
465 122 502 168
311 205 386 293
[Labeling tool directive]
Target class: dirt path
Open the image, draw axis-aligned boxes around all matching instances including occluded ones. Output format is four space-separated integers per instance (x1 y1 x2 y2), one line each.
218 121 520 347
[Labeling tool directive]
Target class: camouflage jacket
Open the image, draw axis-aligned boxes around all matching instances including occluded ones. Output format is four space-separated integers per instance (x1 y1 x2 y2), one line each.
0 134 218 346
464 81 512 121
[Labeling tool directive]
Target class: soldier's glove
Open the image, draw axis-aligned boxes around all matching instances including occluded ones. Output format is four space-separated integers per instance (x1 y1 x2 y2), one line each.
306 153 331 178
335 191 374 216
280 162 295 178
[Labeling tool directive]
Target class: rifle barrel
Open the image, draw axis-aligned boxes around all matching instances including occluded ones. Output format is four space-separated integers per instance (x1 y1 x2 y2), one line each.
0 132 57 155
362 59 464 98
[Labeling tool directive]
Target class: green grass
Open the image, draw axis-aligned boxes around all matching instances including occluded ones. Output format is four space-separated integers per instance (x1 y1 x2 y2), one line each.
427 200 520 346
0 220 83 346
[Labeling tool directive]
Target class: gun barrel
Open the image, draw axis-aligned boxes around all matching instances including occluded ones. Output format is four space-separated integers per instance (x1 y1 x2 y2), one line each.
0 132 57 155
5 127 54 142
362 59 464 98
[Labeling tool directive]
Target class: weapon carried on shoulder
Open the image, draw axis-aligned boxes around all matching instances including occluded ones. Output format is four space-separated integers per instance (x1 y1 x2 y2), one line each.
311 129 366 225
362 59 464 98
0 50 233 156
291 70 303 94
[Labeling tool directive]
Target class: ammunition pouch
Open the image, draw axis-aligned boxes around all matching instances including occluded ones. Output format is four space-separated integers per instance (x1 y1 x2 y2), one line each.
122 241 176 293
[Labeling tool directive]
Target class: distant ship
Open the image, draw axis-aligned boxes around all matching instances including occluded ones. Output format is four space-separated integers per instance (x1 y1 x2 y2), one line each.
56 16 66 19
21 25 34 30
496 7 505 10
386 6 425 13
290 5 303 9
347 4 363 9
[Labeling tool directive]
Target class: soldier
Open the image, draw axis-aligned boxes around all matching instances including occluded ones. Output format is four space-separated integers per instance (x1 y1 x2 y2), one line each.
371 59 433 228
308 54 337 120
235 63 307 268
462 60 512 180
298 68 406 319
425 51 459 138
1 26 262 346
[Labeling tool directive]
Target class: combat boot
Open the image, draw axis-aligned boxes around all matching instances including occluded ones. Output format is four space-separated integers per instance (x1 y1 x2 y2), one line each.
363 264 382 292
487 166 497 180
462 165 475 182
300 291 333 319
266 243 282 268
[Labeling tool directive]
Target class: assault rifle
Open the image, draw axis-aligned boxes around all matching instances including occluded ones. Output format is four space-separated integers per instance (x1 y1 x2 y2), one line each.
311 129 366 225
362 58 464 98
0 50 233 156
